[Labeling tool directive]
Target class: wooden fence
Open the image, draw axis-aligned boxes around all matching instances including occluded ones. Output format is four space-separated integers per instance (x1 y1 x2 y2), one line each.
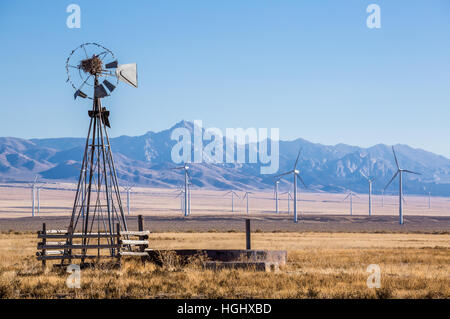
36 215 149 266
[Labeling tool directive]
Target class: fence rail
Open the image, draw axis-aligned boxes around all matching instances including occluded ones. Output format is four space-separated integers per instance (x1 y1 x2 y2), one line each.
36 215 149 266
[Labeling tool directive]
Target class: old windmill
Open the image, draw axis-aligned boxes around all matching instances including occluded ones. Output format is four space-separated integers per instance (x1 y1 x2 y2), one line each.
65 43 138 255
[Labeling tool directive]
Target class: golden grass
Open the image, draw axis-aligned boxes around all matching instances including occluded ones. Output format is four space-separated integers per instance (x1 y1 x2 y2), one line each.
0 232 449 299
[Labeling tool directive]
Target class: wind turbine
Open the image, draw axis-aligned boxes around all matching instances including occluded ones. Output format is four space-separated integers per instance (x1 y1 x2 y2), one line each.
381 189 384 207
360 170 376 216
275 148 307 223
123 183 134 216
384 146 421 225
428 191 431 209
281 186 293 214
175 188 185 212
172 163 192 217
243 192 253 215
274 179 280 214
28 176 44 217
343 191 359 216
224 190 240 212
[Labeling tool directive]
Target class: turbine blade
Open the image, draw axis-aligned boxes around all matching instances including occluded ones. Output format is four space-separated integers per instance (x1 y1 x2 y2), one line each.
294 148 302 169
360 171 368 180
297 174 307 188
403 169 421 175
343 193 350 201
275 170 294 178
392 146 400 169
384 171 399 190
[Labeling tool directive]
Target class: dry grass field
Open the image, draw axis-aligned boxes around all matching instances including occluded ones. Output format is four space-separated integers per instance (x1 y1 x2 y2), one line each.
0 232 448 299
0 184 448 299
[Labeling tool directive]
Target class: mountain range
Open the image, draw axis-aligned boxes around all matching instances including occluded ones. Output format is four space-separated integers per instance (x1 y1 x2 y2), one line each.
1 120 450 196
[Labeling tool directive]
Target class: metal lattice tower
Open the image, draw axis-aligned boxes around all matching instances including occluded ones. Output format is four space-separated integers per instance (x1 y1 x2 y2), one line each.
65 43 138 257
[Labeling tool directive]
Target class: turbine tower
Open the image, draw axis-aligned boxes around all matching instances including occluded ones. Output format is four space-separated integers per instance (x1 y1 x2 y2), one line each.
282 190 293 214
224 190 240 212
173 163 192 217
360 170 376 216
274 179 280 214
123 183 134 216
275 148 307 223
384 146 421 225
28 176 44 217
343 191 359 216
243 192 252 215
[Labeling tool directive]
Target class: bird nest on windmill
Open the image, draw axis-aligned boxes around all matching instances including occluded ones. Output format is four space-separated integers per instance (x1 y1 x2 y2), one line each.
80 55 103 75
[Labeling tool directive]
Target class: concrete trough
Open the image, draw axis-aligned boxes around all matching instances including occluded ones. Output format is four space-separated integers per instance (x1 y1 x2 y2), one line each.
205 261 280 272
145 249 287 267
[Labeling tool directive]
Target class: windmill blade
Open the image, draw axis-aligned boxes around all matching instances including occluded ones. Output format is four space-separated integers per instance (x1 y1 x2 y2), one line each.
353 193 360 198
94 83 108 98
105 60 118 69
74 89 87 100
232 191 241 199
294 148 302 169
343 193 350 201
102 79 116 93
297 174 307 188
384 171 399 190
403 169 421 175
392 146 400 169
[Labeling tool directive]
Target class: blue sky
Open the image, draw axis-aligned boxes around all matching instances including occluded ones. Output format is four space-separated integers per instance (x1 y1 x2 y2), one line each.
1 1 449 156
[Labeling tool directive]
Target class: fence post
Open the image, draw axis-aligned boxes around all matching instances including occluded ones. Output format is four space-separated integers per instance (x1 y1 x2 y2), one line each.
245 219 251 250
116 223 121 265
42 223 46 268
138 215 146 262
138 215 144 251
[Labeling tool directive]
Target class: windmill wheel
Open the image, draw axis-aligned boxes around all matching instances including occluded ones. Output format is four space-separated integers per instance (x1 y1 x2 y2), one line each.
65 42 119 100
